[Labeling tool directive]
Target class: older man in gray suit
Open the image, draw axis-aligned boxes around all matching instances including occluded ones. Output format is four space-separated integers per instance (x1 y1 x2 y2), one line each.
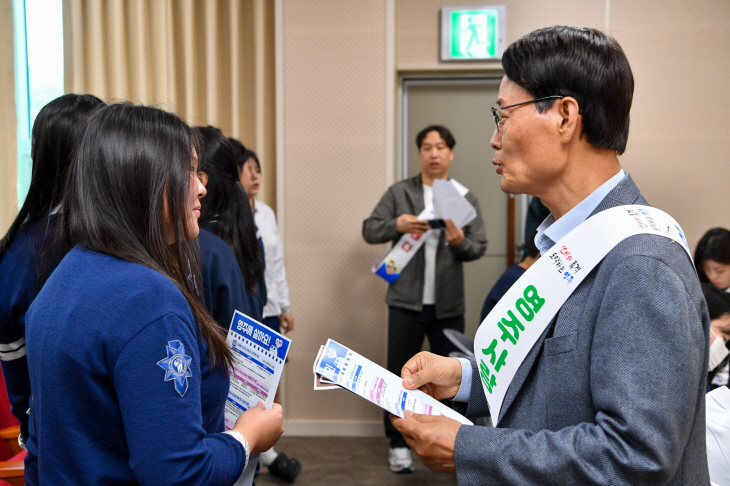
391 26 710 485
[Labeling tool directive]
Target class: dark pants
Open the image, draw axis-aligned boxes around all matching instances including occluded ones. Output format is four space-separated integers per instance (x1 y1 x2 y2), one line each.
384 305 464 448
262 315 281 333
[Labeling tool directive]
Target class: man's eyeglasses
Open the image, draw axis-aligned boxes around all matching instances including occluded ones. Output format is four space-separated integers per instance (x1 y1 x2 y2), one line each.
490 95 564 131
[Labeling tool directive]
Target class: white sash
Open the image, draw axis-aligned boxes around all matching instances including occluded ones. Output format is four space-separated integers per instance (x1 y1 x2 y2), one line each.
373 179 470 283
473 205 692 424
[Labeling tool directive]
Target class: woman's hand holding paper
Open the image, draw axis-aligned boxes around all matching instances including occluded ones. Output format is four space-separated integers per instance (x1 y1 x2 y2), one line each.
235 401 285 453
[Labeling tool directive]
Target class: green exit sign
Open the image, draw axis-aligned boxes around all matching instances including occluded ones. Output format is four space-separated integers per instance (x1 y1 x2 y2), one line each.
441 6 506 61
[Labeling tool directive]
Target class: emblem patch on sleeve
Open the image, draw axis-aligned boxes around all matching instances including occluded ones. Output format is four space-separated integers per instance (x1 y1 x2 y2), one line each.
157 340 193 397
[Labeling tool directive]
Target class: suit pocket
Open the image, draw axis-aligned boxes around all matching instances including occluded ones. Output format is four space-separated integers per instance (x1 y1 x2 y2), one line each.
544 331 578 356
544 331 590 428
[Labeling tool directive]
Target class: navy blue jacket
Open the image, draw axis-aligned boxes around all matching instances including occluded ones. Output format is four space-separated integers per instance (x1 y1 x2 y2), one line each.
480 264 526 322
198 229 254 330
0 215 61 441
25 246 246 485
199 222 266 322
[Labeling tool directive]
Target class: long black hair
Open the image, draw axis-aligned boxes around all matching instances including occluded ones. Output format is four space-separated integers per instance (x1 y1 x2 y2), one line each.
0 94 105 261
62 104 231 368
197 127 262 290
695 228 730 283
229 137 260 175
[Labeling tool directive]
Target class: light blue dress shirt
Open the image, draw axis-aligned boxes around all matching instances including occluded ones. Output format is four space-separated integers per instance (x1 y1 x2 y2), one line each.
453 170 625 403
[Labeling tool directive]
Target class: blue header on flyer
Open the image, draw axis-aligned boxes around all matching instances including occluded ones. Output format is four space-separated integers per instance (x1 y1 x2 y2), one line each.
230 310 291 361
316 340 350 379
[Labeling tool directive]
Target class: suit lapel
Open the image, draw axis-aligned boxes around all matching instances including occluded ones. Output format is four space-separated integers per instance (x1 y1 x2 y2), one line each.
497 172 645 424
498 320 552 423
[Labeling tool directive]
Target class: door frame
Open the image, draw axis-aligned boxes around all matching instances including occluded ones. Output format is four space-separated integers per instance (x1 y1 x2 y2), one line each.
399 74 530 263
400 75 502 181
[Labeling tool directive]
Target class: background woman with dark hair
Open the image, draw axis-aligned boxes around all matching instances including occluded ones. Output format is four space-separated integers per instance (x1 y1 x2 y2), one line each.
24 104 283 485
695 227 730 291
196 205 254 331
197 127 266 321
231 140 294 336
230 138 302 482
0 93 104 446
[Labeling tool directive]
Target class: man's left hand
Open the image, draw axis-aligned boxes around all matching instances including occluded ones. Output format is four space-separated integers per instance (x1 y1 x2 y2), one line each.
280 314 294 333
390 411 461 473
444 219 464 246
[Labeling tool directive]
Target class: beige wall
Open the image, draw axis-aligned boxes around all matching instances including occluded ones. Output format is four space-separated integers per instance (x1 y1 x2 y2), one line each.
0 0 16 236
277 0 392 436
611 1 730 251
279 0 730 434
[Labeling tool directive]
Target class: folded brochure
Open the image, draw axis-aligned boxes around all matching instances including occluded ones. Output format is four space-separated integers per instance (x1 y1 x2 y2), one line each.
313 339 472 425
226 310 291 486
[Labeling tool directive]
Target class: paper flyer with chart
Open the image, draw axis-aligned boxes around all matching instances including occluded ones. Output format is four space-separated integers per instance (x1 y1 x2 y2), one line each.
313 339 472 425
225 310 291 486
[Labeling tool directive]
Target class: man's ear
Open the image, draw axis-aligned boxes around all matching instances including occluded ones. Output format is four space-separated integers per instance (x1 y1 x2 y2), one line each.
557 97 581 144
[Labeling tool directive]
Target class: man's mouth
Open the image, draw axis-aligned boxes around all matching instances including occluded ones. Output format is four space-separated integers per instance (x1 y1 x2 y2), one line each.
493 159 502 175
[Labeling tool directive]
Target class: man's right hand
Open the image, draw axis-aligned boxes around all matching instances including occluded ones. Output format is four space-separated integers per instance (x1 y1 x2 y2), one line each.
401 352 462 401
396 214 430 234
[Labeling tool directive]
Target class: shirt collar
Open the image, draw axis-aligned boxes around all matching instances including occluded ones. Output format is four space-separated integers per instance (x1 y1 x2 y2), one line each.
535 170 625 255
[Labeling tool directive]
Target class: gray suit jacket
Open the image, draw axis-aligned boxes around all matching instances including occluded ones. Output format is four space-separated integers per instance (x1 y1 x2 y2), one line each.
362 174 487 319
454 175 710 485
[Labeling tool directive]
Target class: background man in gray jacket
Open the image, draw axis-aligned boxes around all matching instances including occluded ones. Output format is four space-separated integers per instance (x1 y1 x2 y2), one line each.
362 125 487 473
391 26 710 485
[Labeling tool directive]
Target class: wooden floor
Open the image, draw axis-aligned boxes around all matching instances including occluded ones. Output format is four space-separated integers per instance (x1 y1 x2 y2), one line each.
255 436 458 486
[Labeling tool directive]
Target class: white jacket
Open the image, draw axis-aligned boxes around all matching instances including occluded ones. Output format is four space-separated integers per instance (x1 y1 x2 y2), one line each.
253 199 291 318
707 386 730 486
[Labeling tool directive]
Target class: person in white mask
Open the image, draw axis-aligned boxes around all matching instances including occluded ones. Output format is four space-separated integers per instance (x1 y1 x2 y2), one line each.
702 283 730 389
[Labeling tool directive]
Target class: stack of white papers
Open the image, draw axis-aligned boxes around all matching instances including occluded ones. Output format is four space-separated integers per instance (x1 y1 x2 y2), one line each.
313 339 472 425
432 178 476 229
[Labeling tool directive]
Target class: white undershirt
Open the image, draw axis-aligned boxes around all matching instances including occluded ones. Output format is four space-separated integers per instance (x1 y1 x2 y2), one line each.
422 184 439 305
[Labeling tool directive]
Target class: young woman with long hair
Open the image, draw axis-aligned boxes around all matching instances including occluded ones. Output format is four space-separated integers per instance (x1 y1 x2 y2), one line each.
197 126 266 320
24 104 283 485
230 140 294 336
0 93 104 445
229 138 302 482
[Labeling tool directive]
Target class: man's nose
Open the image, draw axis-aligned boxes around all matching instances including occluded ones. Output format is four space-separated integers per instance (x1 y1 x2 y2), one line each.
490 128 501 150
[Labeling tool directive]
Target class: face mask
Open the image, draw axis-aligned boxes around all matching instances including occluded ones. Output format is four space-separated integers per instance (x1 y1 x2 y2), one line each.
709 330 730 370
